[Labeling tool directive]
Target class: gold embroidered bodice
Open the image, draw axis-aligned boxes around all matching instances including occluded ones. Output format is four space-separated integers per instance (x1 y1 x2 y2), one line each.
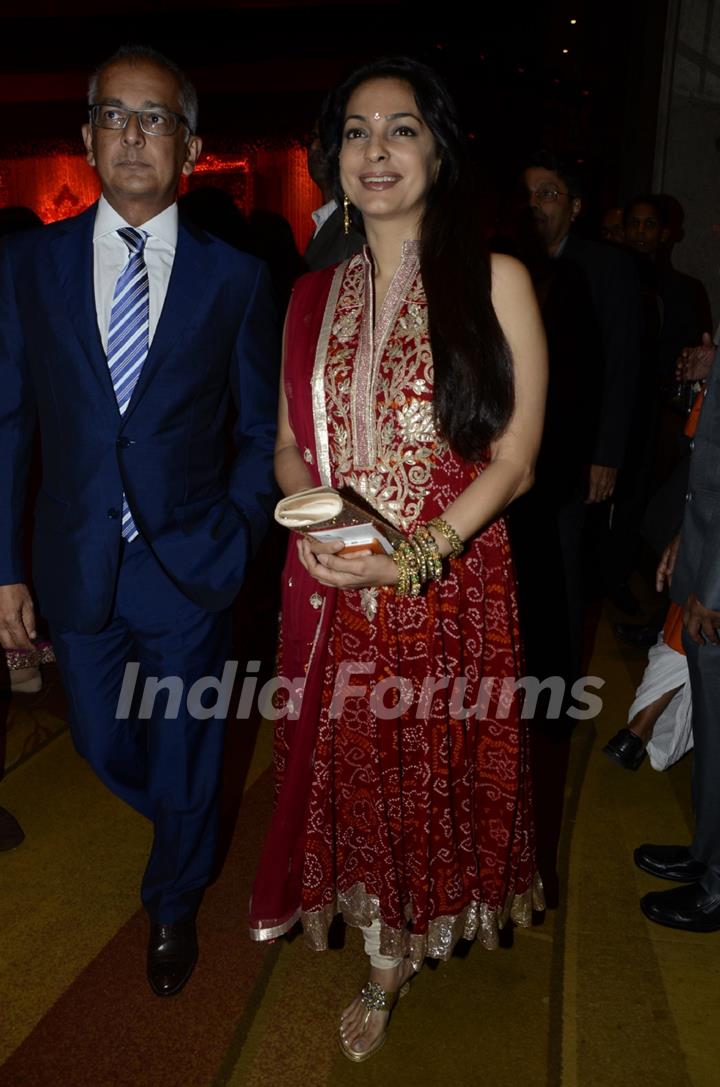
312 241 449 533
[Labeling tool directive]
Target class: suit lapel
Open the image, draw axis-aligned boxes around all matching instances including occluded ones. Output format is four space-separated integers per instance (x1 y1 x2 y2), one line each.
122 217 212 421
50 204 118 409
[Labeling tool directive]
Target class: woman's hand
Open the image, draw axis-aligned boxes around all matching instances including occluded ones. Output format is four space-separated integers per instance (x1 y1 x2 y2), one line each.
297 537 399 590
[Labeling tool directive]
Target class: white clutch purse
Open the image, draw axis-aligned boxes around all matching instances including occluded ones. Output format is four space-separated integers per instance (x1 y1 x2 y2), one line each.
274 486 405 555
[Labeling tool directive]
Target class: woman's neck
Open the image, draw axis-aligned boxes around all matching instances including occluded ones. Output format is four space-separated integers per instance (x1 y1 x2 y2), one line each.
364 219 420 283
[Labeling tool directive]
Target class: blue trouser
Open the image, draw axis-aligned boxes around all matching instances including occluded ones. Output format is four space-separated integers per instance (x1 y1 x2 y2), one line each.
52 536 232 923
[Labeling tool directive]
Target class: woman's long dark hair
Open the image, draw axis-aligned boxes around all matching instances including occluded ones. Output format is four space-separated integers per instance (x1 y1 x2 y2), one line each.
319 57 514 461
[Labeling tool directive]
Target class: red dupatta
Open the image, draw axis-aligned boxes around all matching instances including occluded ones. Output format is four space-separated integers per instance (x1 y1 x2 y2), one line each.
249 263 343 940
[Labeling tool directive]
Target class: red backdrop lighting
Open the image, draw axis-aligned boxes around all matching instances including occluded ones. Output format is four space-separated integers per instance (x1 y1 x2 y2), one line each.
0 147 317 252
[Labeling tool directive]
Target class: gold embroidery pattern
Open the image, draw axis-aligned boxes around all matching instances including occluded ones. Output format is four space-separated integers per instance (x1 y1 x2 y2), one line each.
297 873 546 971
359 587 379 621
312 262 347 486
323 248 448 533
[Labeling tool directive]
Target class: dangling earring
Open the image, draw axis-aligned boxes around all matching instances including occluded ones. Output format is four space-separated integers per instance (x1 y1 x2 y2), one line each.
343 193 351 236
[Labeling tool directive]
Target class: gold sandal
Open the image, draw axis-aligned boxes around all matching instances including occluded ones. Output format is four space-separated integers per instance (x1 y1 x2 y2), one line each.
338 977 412 1062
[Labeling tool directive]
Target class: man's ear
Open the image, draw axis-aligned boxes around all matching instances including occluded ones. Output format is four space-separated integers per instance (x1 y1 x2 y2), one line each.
182 135 202 178
570 196 582 223
81 123 95 167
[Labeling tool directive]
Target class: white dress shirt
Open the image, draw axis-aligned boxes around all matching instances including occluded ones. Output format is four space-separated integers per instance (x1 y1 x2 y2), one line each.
93 195 178 351
310 198 338 239
552 232 569 259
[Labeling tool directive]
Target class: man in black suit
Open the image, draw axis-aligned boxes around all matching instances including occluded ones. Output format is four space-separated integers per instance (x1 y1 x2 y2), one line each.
624 194 711 383
635 346 720 931
303 124 363 271
524 152 642 503
518 152 642 679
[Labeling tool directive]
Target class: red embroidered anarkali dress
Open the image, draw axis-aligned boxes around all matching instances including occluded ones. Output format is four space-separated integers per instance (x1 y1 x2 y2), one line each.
250 243 544 966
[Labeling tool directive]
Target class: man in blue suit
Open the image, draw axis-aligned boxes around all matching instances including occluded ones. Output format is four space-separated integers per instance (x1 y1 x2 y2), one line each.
0 46 278 994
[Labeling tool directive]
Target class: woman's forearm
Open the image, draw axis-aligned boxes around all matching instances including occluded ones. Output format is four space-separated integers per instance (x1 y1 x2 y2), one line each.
431 453 534 555
424 251 546 554
275 443 315 497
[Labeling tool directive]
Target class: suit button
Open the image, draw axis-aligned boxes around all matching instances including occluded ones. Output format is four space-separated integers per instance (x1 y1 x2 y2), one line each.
107 507 121 519
117 437 133 449
685 491 693 503
689 440 695 450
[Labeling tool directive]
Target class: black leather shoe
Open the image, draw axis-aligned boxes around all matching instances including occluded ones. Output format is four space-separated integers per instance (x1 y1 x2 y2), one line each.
641 882 720 932
603 729 646 770
0 806 24 851
634 843 706 882
147 919 198 997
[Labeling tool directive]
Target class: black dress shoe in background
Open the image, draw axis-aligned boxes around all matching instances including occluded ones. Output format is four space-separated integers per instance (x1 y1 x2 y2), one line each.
603 728 647 770
634 843 706 883
0 806 25 852
641 882 720 932
147 919 198 997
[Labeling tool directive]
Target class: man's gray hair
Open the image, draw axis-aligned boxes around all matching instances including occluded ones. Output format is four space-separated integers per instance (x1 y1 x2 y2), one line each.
88 44 199 133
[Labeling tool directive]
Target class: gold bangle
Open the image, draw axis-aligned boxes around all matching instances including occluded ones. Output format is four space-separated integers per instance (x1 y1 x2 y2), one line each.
413 525 442 581
405 540 422 597
392 544 411 596
426 517 464 559
393 528 447 596
392 548 407 596
409 533 428 584
393 539 422 597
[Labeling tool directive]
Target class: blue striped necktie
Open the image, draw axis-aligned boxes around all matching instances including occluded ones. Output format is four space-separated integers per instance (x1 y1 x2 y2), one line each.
107 226 149 542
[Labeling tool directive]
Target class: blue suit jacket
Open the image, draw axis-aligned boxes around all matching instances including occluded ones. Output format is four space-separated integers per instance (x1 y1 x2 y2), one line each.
0 203 279 633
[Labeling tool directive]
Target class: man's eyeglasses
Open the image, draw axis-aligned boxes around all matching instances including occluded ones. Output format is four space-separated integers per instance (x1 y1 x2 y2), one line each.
528 186 570 204
89 103 190 136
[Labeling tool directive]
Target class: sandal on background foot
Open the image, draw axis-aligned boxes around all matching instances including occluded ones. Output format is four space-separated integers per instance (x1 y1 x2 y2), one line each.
339 974 413 1062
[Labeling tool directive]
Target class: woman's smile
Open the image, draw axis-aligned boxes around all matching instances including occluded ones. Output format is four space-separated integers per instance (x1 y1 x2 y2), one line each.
340 77 438 230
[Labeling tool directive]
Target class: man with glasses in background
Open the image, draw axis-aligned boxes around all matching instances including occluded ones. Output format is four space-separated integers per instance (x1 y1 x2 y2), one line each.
0 45 278 995
523 150 641 510
509 152 641 698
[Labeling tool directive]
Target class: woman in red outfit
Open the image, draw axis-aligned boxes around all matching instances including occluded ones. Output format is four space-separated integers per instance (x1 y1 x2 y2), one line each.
250 57 548 1060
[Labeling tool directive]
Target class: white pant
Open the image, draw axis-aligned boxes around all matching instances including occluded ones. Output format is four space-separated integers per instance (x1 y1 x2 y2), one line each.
361 920 403 969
